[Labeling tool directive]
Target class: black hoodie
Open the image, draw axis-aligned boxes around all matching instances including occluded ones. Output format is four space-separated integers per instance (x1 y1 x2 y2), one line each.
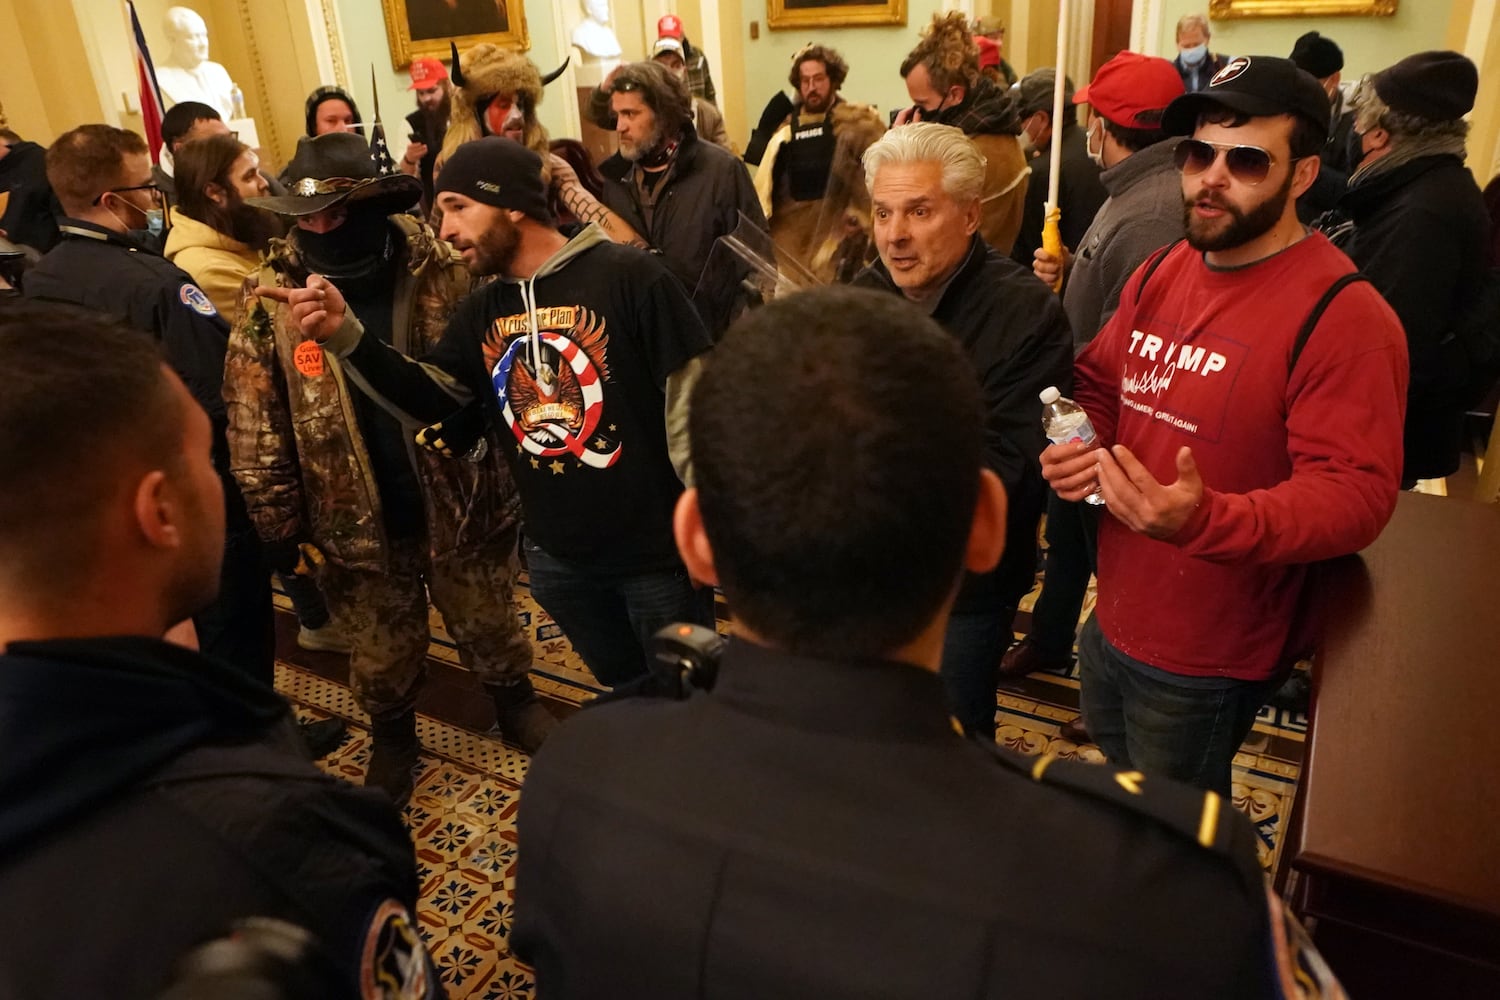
0 636 435 998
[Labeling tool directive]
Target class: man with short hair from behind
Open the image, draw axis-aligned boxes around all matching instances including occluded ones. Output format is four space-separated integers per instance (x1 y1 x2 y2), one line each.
510 285 1341 999
1043 56 1408 795
24 124 274 686
855 122 1072 740
0 301 438 999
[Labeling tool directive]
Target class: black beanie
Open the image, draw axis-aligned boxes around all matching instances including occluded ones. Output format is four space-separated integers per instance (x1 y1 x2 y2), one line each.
434 137 553 223
1289 32 1343 79
304 85 365 139
1371 50 1478 122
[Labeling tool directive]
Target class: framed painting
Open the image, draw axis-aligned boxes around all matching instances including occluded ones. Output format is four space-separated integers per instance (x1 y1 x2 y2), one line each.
1209 0 1396 18
380 0 529 69
767 0 907 31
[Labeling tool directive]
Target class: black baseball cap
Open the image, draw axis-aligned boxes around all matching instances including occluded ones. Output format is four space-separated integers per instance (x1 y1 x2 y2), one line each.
1162 55 1331 142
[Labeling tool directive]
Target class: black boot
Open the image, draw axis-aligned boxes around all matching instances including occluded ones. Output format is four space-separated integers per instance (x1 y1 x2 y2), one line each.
486 677 559 754
365 709 419 808
298 717 349 760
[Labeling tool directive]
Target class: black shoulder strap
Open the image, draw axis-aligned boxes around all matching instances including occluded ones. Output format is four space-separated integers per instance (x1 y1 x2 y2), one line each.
1289 272 1370 376
1132 239 1185 306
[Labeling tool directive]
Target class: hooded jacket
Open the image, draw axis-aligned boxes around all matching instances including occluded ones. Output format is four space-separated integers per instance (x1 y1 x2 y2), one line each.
935 76 1030 254
856 236 1073 610
304 85 364 138
226 213 520 571
163 209 261 322
323 224 713 572
0 636 435 998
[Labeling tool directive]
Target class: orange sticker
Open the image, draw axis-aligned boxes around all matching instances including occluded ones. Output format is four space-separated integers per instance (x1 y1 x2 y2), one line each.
294 340 325 378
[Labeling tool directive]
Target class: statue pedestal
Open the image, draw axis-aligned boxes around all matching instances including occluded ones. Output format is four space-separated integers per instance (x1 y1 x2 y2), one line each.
576 87 616 166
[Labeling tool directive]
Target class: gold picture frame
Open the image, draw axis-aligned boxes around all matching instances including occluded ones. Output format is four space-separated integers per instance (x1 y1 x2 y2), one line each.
380 0 529 70
1210 0 1397 18
767 0 907 31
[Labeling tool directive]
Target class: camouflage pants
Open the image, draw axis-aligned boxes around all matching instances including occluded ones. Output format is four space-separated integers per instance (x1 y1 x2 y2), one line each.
318 526 532 719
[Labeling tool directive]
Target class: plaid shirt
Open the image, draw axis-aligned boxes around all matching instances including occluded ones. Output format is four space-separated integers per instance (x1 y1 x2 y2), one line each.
683 44 717 106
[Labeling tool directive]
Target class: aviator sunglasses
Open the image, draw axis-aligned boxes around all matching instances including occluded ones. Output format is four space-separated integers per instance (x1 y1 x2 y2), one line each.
1172 138 1279 185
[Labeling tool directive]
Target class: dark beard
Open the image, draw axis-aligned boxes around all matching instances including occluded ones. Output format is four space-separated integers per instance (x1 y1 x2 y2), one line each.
1183 168 1295 253
226 200 284 251
420 95 451 144
464 217 520 277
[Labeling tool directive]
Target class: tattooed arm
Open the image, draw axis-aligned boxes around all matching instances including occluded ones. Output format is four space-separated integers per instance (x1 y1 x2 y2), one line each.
549 153 646 248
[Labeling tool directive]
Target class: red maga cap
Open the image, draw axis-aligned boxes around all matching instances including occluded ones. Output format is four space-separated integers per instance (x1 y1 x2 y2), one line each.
1074 51 1183 128
657 14 684 39
408 57 448 90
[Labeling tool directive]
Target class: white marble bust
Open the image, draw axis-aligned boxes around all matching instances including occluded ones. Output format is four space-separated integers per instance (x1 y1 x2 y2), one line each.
571 0 622 60
155 6 237 120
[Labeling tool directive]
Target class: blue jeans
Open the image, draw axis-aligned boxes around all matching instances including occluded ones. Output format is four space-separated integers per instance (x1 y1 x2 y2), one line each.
940 608 1015 739
524 541 715 688
1077 616 1282 795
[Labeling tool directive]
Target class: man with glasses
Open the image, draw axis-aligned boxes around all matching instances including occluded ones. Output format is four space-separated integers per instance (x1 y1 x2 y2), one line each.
25 124 274 689
1041 56 1408 795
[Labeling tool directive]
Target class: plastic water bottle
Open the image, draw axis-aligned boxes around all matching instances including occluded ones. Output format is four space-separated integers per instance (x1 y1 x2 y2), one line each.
230 84 246 120
1040 386 1105 506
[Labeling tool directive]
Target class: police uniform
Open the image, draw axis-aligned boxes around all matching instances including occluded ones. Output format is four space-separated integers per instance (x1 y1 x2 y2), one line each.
23 220 273 683
512 637 1290 999
0 636 439 999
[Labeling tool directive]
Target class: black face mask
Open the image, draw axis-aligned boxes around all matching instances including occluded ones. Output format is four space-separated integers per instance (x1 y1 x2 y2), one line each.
295 208 394 280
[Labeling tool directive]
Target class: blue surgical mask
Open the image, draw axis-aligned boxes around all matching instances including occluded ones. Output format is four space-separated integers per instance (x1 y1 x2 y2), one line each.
144 207 166 238
1180 43 1208 67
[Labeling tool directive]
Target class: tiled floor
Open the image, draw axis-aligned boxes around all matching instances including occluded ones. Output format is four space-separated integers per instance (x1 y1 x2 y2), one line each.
274 571 1305 999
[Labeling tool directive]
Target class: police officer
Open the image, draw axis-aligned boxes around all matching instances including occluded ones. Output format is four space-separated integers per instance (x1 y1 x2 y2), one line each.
24 124 273 685
511 286 1341 998
0 303 438 999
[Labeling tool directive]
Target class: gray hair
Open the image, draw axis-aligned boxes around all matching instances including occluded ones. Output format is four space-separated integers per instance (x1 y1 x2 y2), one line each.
862 122 986 205
1176 13 1210 39
1351 81 1469 144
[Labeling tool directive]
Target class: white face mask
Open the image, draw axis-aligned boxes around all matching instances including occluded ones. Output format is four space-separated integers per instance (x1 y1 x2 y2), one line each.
1085 119 1105 168
1017 115 1038 156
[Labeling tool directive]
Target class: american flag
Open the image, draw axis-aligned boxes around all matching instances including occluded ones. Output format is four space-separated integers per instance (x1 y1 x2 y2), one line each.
369 65 398 175
126 1 166 163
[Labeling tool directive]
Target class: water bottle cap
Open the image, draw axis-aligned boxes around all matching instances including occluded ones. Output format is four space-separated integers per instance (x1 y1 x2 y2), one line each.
1039 386 1060 404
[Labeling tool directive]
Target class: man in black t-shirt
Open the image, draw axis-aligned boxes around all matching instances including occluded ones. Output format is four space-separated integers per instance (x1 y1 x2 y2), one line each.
262 137 715 688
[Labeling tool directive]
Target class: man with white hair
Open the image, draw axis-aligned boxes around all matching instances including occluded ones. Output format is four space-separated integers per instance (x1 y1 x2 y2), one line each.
156 6 238 120
854 122 1072 740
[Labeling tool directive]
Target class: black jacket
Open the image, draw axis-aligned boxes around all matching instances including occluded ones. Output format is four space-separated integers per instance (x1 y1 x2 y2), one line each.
1012 121 1108 267
405 107 446 208
0 637 438 999
0 140 59 253
513 637 1275 999
1330 154 1491 480
599 125 766 338
856 237 1073 611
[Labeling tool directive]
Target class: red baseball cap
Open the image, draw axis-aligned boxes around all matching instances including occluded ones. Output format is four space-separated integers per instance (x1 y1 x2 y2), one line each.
1074 51 1183 128
408 57 448 90
975 36 1001 70
658 14 684 39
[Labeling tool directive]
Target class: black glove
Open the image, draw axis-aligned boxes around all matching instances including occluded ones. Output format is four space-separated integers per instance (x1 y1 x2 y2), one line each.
264 537 323 576
415 403 488 461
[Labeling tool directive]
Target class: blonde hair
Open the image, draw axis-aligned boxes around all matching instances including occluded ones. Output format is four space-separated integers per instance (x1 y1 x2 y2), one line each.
862 122 985 204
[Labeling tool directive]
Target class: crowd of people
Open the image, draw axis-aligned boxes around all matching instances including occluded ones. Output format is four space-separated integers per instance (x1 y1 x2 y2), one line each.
0 6 1496 997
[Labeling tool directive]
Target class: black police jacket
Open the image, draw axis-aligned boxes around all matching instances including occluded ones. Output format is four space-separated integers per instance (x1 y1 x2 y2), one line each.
513 637 1277 999
0 637 440 999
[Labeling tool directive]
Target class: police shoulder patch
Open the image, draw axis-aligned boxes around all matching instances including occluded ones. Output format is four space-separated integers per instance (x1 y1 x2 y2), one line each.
179 283 219 317
359 898 433 999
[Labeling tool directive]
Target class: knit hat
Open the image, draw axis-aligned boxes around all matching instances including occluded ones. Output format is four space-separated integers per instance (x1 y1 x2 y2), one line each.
249 133 421 217
1162 56 1330 142
1371 50 1478 122
304 85 364 139
1289 32 1343 79
1017 69 1074 119
1075 52 1183 129
434 137 552 223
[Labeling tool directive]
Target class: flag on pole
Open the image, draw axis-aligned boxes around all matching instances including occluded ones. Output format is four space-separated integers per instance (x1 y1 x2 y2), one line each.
126 1 167 164
368 65 398 175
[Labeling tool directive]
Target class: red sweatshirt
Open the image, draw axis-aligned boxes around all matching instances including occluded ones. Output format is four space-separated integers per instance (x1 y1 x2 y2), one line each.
1074 234 1408 681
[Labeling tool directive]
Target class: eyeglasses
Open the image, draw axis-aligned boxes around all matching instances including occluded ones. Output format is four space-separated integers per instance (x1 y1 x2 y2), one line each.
1173 138 1277 185
93 182 164 206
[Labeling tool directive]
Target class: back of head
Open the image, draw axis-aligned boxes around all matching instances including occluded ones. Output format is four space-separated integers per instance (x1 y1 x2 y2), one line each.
1017 69 1075 123
1289 32 1343 81
901 11 979 94
0 300 181 594
173 132 250 229
162 101 222 153
689 286 983 659
609 60 693 138
862 121 985 205
1360 49 1478 141
1076 51 1182 152
45 124 147 217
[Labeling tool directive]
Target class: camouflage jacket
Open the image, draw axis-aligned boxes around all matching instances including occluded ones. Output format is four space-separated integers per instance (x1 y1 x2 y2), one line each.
224 214 519 572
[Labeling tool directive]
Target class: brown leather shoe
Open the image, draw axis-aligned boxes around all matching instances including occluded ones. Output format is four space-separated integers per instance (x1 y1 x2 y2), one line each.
1058 715 1091 744
998 637 1073 678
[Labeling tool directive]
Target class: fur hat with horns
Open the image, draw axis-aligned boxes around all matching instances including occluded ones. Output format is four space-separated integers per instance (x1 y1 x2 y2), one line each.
439 42 568 169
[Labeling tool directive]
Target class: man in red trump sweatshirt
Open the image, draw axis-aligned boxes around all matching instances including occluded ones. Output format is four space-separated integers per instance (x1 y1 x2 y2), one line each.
1042 56 1407 795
